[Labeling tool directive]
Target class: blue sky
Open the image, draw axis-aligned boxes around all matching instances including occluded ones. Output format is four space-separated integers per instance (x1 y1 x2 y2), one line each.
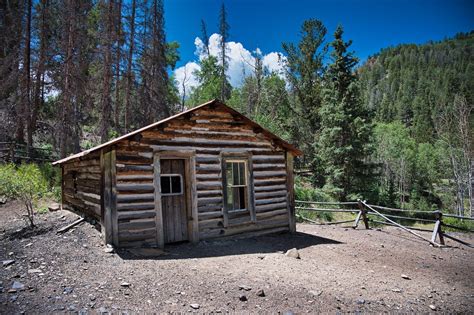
166 0 473 93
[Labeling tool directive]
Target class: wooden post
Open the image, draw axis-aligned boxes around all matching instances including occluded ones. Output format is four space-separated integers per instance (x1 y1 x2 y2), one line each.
357 199 370 229
153 153 165 249
431 211 445 245
286 152 296 233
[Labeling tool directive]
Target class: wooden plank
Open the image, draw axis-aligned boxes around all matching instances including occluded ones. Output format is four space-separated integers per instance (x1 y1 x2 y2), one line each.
117 209 156 221
153 153 164 248
286 152 295 233
103 150 113 244
110 149 118 247
117 193 154 203
189 154 199 243
256 202 288 213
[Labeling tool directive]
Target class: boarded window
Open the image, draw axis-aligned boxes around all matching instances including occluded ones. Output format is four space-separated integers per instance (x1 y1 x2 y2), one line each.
160 174 183 196
225 161 247 211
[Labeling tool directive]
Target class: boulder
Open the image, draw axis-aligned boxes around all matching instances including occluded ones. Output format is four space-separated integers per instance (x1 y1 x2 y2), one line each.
285 248 300 259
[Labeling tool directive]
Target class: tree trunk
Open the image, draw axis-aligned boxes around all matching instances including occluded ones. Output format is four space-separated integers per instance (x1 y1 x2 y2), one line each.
114 0 122 133
124 0 136 133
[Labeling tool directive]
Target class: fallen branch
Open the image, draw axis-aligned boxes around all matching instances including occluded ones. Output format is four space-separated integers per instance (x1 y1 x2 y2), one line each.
57 218 85 234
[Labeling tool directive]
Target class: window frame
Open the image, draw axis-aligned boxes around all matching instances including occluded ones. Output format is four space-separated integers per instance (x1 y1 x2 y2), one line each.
221 153 256 227
160 173 184 196
225 160 248 212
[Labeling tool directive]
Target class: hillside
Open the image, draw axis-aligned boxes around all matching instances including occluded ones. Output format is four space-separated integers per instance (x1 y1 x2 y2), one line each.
358 31 474 143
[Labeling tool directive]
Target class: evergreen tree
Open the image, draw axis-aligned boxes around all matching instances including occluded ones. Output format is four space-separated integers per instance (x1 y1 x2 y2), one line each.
316 26 373 200
218 3 231 100
282 19 327 166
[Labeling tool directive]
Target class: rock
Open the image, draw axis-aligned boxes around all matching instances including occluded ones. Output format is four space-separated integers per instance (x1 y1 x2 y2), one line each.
357 299 366 305
239 285 252 291
103 247 114 253
12 281 25 291
2 260 15 267
0 197 7 204
401 274 411 280
28 269 42 274
190 304 200 309
256 289 265 297
48 203 61 211
8 252 14 256
239 294 248 301
391 288 402 293
309 290 323 296
120 282 130 287
63 287 74 294
98 306 108 314
9 295 18 302
429 304 437 310
285 248 300 259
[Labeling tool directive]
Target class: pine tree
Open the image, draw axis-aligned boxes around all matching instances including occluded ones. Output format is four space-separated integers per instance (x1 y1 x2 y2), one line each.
316 25 373 200
218 3 231 100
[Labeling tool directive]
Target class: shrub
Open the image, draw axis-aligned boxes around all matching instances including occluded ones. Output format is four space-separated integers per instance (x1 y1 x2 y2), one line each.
295 179 334 222
0 163 48 227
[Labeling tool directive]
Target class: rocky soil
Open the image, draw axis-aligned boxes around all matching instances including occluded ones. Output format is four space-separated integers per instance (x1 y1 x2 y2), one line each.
1 201 473 313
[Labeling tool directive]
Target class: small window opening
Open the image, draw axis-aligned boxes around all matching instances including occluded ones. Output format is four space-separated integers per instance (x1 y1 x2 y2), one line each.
160 174 183 196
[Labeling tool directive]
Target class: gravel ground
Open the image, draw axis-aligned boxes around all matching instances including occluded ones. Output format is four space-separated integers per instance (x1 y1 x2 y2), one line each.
1 201 473 314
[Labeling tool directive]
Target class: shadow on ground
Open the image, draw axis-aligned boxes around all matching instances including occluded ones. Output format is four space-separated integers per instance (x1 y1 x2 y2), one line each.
117 231 343 260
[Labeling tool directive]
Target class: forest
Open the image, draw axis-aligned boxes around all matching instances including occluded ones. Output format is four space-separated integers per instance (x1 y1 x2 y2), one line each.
0 0 472 216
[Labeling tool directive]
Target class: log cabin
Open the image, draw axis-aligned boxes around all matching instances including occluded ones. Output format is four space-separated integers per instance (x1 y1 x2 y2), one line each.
52 99 302 248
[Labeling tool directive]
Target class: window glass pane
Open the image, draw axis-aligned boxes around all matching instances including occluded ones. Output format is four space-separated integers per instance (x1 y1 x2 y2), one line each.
171 176 181 193
161 176 171 194
233 163 239 186
226 163 233 187
238 186 246 209
239 162 245 185
226 186 233 209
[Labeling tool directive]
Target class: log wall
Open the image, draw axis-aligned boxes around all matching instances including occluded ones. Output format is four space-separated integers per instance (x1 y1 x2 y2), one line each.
114 103 291 247
62 151 101 221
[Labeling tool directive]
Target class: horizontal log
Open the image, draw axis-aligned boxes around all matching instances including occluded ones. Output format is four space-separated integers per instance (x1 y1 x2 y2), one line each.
76 192 101 204
197 197 223 206
256 202 288 213
197 190 222 198
119 238 157 248
255 190 287 199
198 204 223 213
196 164 221 171
118 219 156 231
252 155 285 162
254 170 287 178
116 164 153 172
117 183 154 192
255 196 287 206
117 193 154 203
117 202 155 211
196 173 221 181
253 163 286 170
199 218 224 229
149 145 274 154
256 209 288 219
254 178 287 186
198 211 223 220
118 210 156 221
117 174 154 181
197 181 222 190
119 228 157 241
254 184 287 192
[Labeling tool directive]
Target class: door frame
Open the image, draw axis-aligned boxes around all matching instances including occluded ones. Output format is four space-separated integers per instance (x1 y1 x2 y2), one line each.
153 150 198 248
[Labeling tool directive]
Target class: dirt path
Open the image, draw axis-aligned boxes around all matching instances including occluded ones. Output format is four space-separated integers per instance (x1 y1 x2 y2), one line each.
1 201 473 313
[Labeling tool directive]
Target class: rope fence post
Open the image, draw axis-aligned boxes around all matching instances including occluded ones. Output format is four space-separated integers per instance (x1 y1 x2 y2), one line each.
356 199 370 229
431 211 445 245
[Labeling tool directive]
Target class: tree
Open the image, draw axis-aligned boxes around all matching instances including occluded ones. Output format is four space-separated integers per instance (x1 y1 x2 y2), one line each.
282 19 327 165
124 0 136 133
316 26 373 200
218 3 231 100
200 19 210 56
188 55 226 105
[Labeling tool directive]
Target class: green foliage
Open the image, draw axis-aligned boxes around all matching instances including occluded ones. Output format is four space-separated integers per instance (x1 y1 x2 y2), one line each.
315 25 373 200
443 217 474 232
187 56 232 105
0 164 48 227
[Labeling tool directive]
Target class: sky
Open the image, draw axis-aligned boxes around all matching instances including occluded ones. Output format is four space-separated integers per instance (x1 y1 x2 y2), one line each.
164 0 474 94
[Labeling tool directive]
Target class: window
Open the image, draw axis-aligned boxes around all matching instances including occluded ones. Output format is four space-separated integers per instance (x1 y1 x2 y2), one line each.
160 174 183 196
225 161 247 211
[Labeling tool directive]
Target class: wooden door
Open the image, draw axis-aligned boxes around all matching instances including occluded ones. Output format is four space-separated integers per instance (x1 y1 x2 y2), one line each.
160 159 188 243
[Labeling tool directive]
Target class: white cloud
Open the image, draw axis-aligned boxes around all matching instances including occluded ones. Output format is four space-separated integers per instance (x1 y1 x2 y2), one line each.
174 33 287 98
